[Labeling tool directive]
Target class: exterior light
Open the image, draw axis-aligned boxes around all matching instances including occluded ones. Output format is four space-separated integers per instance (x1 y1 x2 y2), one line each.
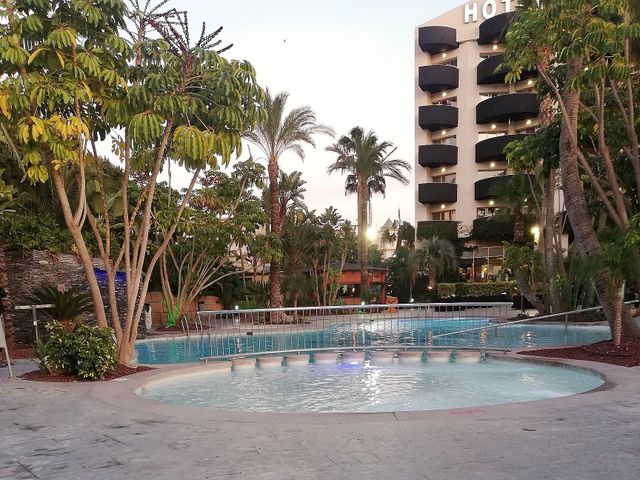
361 301 366 306
442 91 447 97
410 298 415 303
526 119 532 126
527 79 533 86
441 204 446 210
441 130 447 135
524 198 528 202
584 67 589 72
441 167 446 173
442 52 447 58
490 162 496 168
489 200 495 206
531 226 541 243
491 124 497 129
234 305 239 310
493 44 498 51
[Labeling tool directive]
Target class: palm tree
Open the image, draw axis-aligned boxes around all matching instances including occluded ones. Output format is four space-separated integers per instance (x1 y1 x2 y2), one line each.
244 90 333 308
406 247 423 300
327 127 410 293
420 236 457 290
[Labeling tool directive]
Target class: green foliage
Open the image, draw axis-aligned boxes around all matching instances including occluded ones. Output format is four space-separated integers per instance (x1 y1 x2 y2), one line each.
238 282 269 309
37 322 117 380
0 168 13 211
397 221 416 249
0 211 73 252
416 221 457 242
25 285 93 323
437 282 518 299
368 244 384 267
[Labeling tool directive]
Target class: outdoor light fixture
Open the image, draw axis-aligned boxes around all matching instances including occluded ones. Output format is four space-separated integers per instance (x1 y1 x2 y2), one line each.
489 200 495 206
441 167 446 173
526 119 532 125
493 44 498 50
491 124 496 130
442 52 447 58
441 204 446 209
528 79 534 86
361 301 366 306
234 305 239 310
441 130 447 135
490 162 496 168
531 226 541 244
442 91 447 97
410 298 415 303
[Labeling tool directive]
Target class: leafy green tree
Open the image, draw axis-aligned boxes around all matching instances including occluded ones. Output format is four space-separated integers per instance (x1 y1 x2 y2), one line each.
420 236 457 290
396 221 416 250
0 1 265 362
244 90 333 309
158 161 273 324
504 0 640 338
327 127 410 293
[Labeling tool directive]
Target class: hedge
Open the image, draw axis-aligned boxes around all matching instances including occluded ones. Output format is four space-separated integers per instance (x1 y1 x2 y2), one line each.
437 281 518 298
417 221 458 242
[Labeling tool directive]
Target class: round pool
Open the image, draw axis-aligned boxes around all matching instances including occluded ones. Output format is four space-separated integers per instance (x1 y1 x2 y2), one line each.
137 359 603 413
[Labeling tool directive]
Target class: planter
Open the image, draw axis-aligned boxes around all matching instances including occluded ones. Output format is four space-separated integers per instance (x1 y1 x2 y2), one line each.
455 351 481 363
231 357 256 369
285 354 310 366
428 350 452 363
398 351 424 363
341 351 365 364
313 352 338 365
256 356 283 368
369 350 395 364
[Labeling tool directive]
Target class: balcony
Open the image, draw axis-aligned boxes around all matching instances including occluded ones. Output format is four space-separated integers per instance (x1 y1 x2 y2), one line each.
419 65 459 94
418 182 457 205
478 12 516 45
477 54 536 85
475 175 514 200
475 134 527 163
476 93 539 124
418 26 459 55
418 105 458 132
418 144 458 168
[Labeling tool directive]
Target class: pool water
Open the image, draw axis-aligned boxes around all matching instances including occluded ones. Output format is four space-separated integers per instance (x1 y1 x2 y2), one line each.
136 321 610 365
138 359 604 413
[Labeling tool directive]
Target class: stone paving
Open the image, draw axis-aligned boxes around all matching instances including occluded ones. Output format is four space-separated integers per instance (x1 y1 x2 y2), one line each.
1 358 639 480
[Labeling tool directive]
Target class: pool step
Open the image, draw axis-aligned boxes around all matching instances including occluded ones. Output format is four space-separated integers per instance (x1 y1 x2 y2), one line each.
231 357 256 369
428 350 452 363
285 354 310 366
341 351 365 364
455 351 482 363
313 352 339 364
398 351 424 363
257 356 283 368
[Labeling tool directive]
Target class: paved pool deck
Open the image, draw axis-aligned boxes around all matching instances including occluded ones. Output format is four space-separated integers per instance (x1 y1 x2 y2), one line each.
1 356 639 480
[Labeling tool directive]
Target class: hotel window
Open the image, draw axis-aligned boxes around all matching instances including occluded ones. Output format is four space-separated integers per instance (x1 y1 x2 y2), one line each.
432 173 456 183
432 210 455 221
433 136 457 146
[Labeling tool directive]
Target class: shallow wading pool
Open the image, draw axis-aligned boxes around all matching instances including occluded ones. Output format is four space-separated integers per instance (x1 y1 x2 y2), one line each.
137 359 604 413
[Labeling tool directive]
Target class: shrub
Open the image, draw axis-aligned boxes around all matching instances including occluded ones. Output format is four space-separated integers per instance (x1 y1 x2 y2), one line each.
36 322 117 380
437 281 517 298
0 211 73 252
25 285 93 325
417 221 458 242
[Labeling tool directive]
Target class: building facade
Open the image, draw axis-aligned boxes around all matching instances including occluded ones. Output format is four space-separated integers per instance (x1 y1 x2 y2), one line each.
414 0 539 233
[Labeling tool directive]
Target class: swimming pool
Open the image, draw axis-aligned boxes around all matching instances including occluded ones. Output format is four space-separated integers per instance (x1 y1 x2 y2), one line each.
137 358 604 412
136 319 610 364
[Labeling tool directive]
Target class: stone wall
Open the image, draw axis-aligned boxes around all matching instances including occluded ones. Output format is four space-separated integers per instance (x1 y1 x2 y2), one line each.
0 250 144 345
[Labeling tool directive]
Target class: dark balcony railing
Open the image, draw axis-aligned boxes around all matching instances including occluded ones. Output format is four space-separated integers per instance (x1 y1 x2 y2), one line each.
419 65 459 94
477 54 537 85
475 175 514 200
418 105 458 132
475 134 527 163
478 12 515 45
418 144 458 168
418 26 459 55
476 93 539 124
418 182 457 205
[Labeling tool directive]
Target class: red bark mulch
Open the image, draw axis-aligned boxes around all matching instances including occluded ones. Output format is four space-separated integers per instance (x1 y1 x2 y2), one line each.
19 364 156 382
5 344 35 359
519 338 640 367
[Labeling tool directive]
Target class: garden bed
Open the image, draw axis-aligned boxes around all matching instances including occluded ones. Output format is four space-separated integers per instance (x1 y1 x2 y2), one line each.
519 338 640 367
19 364 155 382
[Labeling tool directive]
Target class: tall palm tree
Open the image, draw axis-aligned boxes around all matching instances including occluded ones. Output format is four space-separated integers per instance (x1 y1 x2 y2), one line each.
420 236 457 290
244 90 333 308
327 127 410 293
406 247 423 300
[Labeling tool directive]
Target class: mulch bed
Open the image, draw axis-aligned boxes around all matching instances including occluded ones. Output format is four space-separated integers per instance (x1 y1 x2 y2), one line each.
5 344 35 359
519 338 640 367
19 364 156 382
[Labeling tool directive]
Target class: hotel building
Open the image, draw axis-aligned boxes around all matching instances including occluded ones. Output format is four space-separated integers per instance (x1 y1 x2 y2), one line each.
415 1 539 231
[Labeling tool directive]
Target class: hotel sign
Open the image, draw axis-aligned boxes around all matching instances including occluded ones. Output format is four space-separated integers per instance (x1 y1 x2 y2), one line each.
464 0 512 24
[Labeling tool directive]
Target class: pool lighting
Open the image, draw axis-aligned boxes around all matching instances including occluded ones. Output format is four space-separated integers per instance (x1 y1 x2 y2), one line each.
350 361 360 365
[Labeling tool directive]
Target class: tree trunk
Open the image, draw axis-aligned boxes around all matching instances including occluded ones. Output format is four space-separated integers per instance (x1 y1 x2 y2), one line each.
514 271 545 314
558 58 640 338
513 210 525 245
543 170 563 313
267 155 283 309
357 180 370 296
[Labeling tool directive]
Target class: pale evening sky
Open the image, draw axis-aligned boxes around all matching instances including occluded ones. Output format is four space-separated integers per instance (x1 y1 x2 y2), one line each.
111 0 464 229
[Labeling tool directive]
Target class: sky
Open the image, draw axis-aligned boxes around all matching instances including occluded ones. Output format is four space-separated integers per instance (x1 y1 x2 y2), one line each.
118 0 462 230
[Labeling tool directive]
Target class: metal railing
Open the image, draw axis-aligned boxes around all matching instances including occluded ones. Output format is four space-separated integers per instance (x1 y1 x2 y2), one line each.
196 302 513 360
